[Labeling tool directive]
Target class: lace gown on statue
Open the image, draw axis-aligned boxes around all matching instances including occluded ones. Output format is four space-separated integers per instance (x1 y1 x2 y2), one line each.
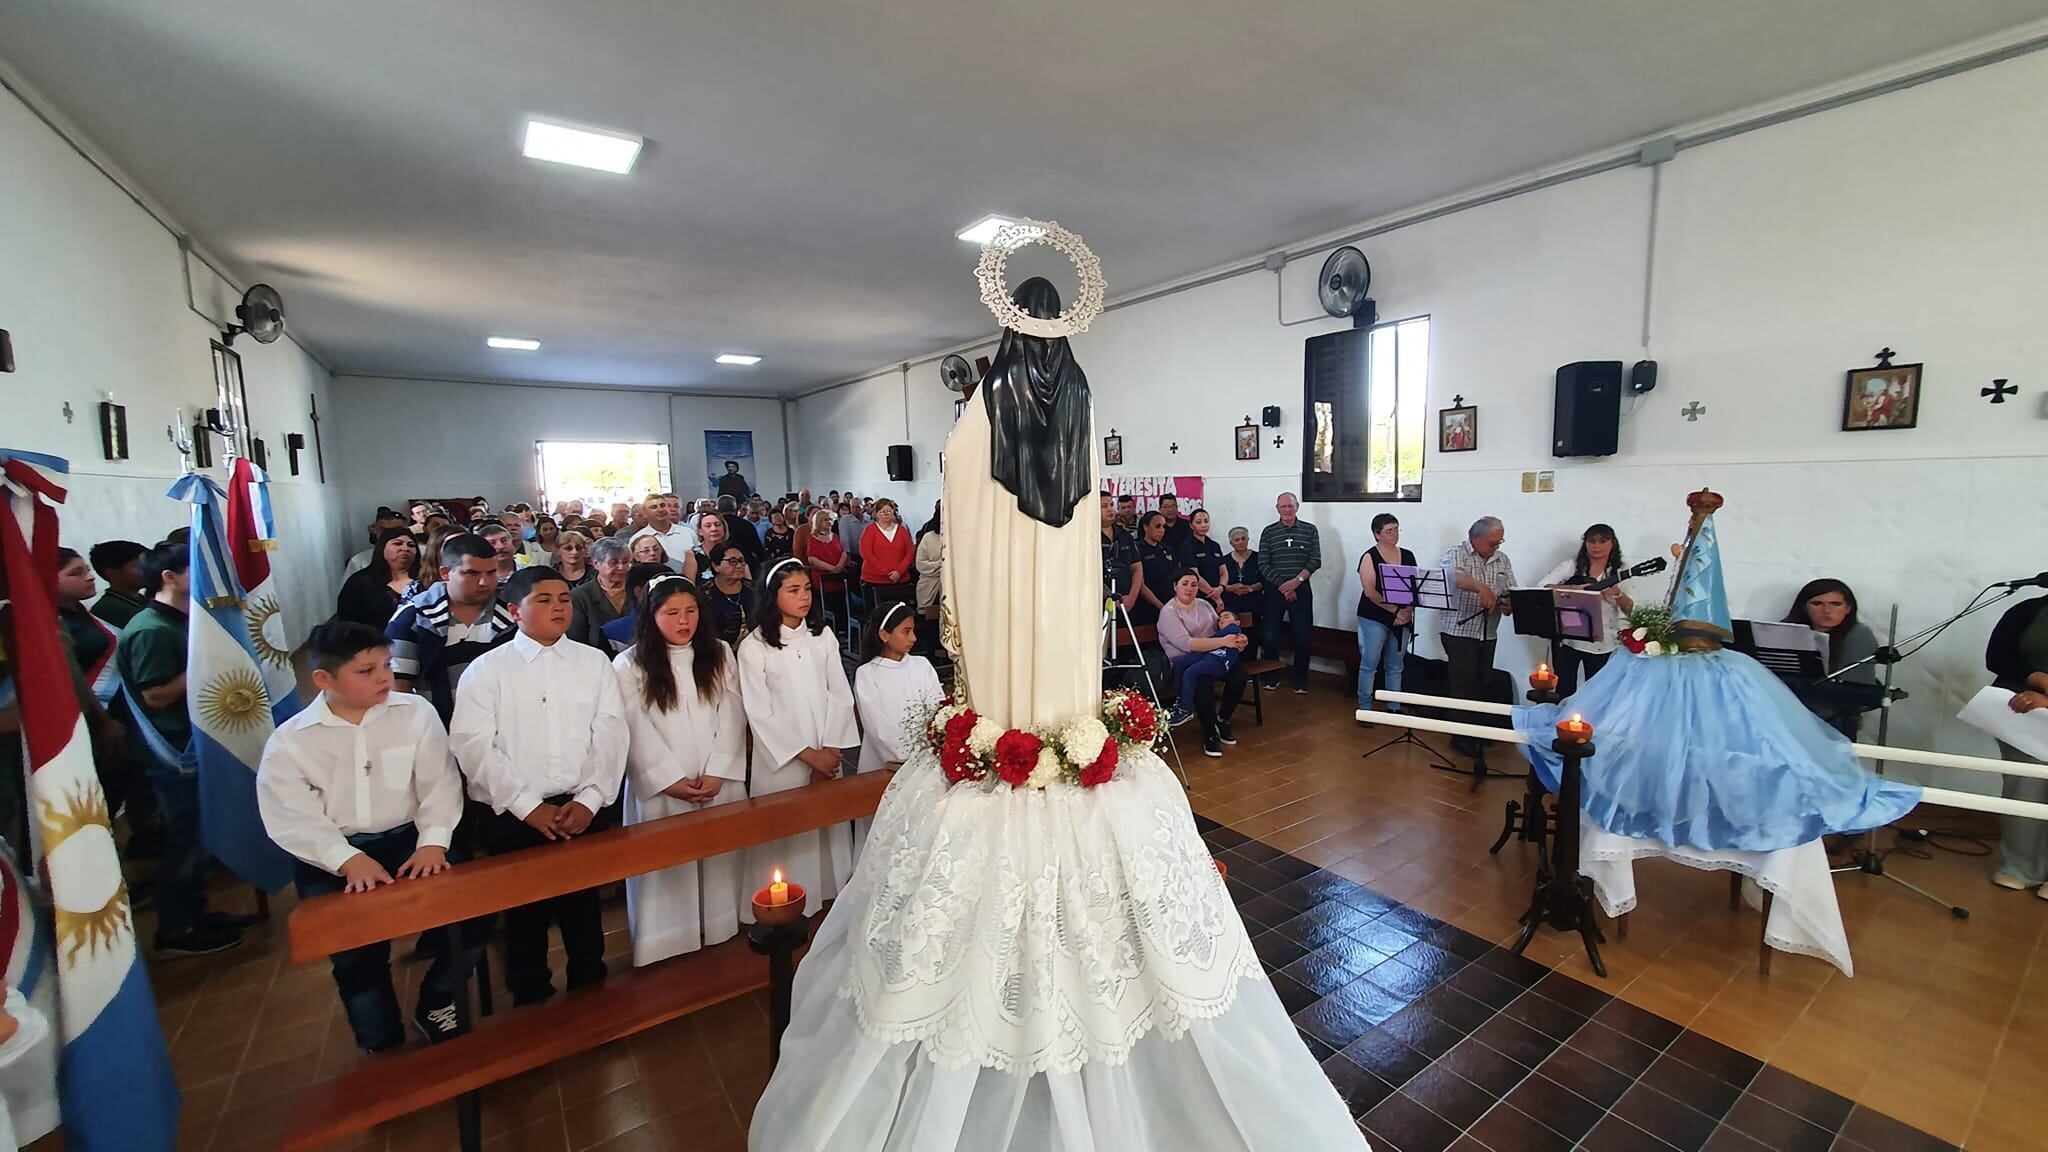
748 391 1367 1150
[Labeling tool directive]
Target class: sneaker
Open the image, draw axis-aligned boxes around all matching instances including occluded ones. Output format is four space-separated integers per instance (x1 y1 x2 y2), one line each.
1991 871 2031 891
203 910 266 932
1260 677 1280 691
1167 707 1195 728
1203 736 1223 758
1291 686 1309 695
153 924 243 958
1217 722 1236 746
412 1000 468 1044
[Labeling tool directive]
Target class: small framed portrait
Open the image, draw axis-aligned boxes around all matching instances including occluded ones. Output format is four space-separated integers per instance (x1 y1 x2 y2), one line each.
1841 362 1921 431
1438 404 1478 453
1234 422 1260 461
1103 434 1123 466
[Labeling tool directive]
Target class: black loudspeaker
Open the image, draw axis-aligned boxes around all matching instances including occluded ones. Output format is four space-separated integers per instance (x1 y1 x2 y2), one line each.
886 444 914 482
1261 405 1282 427
1553 361 1623 457
1630 359 1658 394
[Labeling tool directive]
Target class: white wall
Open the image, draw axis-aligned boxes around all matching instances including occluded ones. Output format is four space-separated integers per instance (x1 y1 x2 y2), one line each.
327 376 788 524
793 51 2048 785
0 87 347 635
789 363 984 517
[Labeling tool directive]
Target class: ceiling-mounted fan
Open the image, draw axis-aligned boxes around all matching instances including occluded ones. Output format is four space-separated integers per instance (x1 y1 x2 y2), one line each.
221 283 286 346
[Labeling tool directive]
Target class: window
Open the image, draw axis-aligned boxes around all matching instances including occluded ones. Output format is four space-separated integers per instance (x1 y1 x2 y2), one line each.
210 340 252 460
535 440 672 512
1301 316 1428 502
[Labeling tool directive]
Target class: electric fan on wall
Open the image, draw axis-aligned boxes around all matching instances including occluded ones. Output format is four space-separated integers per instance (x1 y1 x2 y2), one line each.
222 283 287 346
939 354 976 392
1316 246 1377 328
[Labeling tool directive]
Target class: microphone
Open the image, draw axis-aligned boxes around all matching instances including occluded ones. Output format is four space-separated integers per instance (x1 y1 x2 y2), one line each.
1998 573 2048 590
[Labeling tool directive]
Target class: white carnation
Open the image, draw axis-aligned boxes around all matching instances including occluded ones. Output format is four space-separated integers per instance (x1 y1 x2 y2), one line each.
968 717 1003 758
1025 747 1062 789
1642 641 1665 656
1061 717 1111 763
1631 627 1648 641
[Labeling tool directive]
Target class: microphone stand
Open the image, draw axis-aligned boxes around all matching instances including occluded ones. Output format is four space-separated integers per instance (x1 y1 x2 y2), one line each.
1822 589 2018 920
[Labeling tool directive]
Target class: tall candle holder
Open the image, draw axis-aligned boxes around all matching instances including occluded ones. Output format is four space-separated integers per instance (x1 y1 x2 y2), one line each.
1509 722 1608 978
1492 669 1564 855
749 878 809 1068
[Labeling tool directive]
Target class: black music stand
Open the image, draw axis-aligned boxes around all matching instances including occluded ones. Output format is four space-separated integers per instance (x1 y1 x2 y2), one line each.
1361 565 1464 775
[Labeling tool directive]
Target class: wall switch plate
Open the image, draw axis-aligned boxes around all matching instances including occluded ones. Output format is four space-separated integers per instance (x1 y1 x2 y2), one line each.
1521 471 1537 493
1538 471 1556 493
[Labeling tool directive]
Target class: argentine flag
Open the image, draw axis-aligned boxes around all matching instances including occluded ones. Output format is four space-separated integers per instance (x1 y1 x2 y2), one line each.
170 457 298 893
3 451 178 1151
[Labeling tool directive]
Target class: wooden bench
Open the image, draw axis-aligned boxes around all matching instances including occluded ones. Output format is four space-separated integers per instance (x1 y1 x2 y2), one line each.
281 769 894 1152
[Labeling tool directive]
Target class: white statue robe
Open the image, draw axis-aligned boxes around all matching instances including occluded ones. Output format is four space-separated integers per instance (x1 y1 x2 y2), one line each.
736 624 860 915
613 644 750 965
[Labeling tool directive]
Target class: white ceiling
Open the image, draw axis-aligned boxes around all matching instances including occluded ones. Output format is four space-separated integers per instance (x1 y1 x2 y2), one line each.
5 1 2046 397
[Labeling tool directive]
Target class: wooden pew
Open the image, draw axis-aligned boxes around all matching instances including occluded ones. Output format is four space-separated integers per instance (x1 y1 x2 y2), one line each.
280 768 894 1152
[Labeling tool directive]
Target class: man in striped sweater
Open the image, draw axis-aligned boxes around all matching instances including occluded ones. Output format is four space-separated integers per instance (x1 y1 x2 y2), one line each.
1257 492 1321 694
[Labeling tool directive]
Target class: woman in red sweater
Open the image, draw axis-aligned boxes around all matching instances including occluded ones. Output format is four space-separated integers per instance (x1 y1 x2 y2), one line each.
859 498 918 617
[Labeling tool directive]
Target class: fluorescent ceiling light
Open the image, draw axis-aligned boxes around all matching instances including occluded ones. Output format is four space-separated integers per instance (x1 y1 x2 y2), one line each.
956 215 1016 244
521 118 643 174
715 353 763 366
486 336 541 351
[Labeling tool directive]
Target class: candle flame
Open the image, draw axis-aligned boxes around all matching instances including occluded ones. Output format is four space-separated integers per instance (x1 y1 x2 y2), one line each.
772 869 783 884
1571 713 1584 723
1538 663 1550 674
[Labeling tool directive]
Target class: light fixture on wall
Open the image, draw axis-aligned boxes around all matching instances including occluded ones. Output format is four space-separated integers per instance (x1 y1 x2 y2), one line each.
521 118 643 174
487 337 541 351
715 354 762 366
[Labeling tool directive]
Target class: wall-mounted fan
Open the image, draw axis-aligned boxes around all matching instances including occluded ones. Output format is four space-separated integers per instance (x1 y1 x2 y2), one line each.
222 283 286 346
1316 246 1377 328
939 354 976 393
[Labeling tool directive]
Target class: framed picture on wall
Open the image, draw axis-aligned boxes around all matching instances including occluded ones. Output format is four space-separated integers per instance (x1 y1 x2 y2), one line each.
1234 422 1260 460
1841 361 1921 431
1103 434 1123 466
1438 404 1478 453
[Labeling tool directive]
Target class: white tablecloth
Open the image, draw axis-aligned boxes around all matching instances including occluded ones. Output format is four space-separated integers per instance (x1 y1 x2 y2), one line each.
1579 817 1854 976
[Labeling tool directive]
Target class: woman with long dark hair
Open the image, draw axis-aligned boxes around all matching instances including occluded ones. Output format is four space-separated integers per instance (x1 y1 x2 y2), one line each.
736 559 859 913
613 576 749 962
336 527 421 627
1781 578 1879 738
1538 523 1636 694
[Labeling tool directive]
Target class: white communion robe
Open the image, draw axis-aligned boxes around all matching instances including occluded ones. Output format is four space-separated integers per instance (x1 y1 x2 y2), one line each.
613 644 751 965
853 654 945 773
736 624 861 915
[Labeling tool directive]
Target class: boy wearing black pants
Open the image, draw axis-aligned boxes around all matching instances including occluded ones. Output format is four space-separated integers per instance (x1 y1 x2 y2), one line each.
257 622 485 1049
449 567 628 1005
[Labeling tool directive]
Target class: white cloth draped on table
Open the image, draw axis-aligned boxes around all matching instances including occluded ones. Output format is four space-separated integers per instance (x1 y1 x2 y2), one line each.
736 624 860 916
613 644 751 964
942 397 1101 730
1579 817 1854 976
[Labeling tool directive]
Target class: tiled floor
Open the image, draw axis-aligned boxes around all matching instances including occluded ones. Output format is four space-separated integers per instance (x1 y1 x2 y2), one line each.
53 674 2046 1151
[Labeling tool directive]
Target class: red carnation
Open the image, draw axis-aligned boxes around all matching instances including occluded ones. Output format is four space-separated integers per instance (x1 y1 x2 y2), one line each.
1119 696 1158 744
941 711 981 782
1079 738 1118 787
993 730 1042 787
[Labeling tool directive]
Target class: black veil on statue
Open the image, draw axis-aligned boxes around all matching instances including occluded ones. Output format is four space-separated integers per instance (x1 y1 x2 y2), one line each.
982 276 1092 528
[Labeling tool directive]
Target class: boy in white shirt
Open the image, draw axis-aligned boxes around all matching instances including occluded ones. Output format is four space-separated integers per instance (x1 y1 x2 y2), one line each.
450 566 629 1005
256 621 483 1050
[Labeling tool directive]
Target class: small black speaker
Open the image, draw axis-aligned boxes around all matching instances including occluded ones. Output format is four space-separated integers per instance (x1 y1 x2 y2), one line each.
886 444 914 482
1261 405 1282 427
1553 361 1622 457
1630 360 1658 394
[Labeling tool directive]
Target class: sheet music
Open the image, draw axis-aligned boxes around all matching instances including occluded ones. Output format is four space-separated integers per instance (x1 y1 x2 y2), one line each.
1745 620 1830 667
1958 686 2048 761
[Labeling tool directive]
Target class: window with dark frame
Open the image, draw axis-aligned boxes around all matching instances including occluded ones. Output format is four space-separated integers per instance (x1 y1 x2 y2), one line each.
210 340 252 460
1301 315 1429 502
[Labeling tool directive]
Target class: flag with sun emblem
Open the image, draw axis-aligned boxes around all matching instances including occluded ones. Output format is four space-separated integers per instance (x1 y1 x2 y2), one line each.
3 452 179 1151
171 468 295 893
223 458 302 725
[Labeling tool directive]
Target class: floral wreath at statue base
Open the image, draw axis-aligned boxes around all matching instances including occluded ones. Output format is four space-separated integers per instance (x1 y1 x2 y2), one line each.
921 689 1161 790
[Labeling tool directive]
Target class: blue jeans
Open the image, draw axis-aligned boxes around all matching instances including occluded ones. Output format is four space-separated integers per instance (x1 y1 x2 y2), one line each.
1356 618 1406 710
294 824 489 1051
146 768 207 940
1168 652 1246 739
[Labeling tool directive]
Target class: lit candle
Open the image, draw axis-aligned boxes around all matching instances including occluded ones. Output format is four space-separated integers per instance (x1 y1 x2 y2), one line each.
769 869 790 906
1557 712 1593 744
1530 662 1559 693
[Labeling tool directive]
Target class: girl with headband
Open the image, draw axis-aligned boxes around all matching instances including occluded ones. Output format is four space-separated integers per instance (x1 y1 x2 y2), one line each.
735 557 859 914
850 599 946 852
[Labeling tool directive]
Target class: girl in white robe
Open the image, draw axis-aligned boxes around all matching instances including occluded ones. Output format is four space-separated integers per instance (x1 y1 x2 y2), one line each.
613 575 751 964
736 559 860 915
849 601 946 856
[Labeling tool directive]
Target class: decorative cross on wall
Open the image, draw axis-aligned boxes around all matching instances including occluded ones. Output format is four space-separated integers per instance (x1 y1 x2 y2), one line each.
1169 442 1179 454
1450 394 1465 408
1982 378 2018 404
1872 347 1896 368
1681 401 1706 422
